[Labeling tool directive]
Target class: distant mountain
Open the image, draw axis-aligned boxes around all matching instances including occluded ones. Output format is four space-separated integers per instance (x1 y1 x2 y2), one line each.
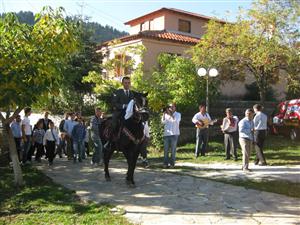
0 11 128 44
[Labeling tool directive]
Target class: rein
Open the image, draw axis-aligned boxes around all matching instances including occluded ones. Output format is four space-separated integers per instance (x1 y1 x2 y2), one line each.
122 127 145 145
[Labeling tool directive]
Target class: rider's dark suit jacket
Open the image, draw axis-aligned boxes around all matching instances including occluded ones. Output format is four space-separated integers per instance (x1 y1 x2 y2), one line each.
112 89 135 111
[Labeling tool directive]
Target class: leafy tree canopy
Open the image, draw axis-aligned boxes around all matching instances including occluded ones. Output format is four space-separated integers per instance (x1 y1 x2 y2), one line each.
190 0 300 103
0 7 80 113
133 53 218 112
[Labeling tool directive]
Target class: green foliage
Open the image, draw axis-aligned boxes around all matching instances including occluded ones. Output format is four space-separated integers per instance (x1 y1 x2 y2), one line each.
149 114 164 150
0 11 128 43
44 20 102 114
0 167 132 224
0 7 80 111
134 53 216 112
83 43 146 113
190 0 300 103
83 71 121 113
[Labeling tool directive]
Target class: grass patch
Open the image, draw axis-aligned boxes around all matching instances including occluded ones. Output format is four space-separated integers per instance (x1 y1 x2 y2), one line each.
148 135 300 166
0 167 132 225
183 171 300 198
213 178 300 198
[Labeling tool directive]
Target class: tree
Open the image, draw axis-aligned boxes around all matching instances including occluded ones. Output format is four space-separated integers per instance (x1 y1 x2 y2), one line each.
0 7 79 186
37 19 102 115
133 53 213 112
191 0 300 103
83 42 146 111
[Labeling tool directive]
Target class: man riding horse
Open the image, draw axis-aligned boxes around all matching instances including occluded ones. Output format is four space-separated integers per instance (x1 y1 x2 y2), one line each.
111 76 134 134
103 76 149 187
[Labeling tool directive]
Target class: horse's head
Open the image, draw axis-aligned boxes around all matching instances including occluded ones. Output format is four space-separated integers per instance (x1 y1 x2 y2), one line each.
132 92 149 123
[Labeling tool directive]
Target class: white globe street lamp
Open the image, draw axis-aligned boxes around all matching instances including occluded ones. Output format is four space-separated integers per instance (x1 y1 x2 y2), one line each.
197 67 219 113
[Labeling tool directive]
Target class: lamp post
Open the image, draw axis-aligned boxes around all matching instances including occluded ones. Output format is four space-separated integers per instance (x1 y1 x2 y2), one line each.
197 67 219 113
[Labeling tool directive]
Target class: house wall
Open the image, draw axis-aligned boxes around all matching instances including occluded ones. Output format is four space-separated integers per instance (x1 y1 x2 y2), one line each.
128 11 208 37
164 11 207 37
141 39 192 73
129 15 165 35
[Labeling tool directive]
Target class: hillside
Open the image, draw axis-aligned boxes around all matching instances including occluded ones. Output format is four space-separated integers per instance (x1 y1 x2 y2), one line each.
0 11 128 43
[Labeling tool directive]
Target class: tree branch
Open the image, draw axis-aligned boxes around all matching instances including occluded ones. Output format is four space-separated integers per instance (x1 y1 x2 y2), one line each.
6 107 23 124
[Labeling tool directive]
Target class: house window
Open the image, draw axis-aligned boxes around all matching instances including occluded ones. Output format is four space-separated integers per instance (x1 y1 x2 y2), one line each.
178 19 191 33
114 54 132 77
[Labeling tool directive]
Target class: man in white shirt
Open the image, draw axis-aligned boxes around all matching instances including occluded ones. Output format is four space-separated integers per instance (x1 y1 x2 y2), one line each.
192 103 212 157
21 107 32 164
253 104 268 166
221 108 239 160
161 103 181 168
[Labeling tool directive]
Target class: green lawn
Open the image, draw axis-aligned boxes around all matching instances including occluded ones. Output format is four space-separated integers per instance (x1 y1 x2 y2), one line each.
147 134 300 198
0 167 131 225
148 135 300 166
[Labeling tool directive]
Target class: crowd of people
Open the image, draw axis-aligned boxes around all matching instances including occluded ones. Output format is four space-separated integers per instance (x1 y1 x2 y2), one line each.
10 76 268 173
10 108 103 166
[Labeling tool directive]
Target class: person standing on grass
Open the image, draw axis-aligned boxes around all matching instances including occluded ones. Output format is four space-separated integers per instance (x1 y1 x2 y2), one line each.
221 108 239 161
72 116 86 163
253 104 268 166
192 103 212 157
161 103 181 168
238 108 255 172
21 107 32 165
10 115 23 162
43 121 59 166
90 107 103 166
32 120 45 163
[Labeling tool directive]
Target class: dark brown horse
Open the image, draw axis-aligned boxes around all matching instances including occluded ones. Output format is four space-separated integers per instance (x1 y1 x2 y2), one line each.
101 92 149 188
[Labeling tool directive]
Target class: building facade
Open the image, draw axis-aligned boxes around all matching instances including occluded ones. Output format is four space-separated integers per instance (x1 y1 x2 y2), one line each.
98 7 286 100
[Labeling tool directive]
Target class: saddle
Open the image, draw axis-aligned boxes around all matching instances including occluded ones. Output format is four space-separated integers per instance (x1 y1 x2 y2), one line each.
101 118 122 142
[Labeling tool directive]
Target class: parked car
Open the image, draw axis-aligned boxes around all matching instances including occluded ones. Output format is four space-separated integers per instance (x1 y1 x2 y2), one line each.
270 99 300 140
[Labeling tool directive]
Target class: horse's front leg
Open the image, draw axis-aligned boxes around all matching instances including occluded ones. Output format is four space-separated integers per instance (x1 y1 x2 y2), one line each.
103 142 114 182
131 146 140 185
126 145 140 187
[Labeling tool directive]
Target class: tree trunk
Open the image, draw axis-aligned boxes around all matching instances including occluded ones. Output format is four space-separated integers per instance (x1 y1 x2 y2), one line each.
259 88 266 105
4 122 24 187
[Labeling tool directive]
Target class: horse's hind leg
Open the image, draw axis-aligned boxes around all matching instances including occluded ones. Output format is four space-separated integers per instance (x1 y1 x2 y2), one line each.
104 143 114 182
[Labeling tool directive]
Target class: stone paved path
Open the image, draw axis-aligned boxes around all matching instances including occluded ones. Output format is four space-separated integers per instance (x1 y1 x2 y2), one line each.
37 159 300 225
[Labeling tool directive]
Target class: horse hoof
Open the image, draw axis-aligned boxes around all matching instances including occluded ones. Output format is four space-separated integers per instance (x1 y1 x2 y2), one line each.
127 183 136 188
105 176 111 182
126 180 136 188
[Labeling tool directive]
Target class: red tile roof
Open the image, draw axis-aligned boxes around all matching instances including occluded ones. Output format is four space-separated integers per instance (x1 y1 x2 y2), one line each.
99 30 200 49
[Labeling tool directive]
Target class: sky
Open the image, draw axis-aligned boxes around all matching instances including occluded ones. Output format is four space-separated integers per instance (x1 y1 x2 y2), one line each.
0 0 254 31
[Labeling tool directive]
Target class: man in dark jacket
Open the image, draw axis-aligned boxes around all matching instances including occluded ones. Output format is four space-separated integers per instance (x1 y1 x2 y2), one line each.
112 76 134 131
40 111 53 132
